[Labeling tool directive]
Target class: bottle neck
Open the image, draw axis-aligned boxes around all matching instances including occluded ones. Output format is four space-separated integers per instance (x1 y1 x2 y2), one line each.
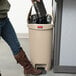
33 1 47 18
34 1 41 18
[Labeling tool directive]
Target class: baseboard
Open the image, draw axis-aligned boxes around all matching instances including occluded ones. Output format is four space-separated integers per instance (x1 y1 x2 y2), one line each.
17 33 29 38
0 33 29 40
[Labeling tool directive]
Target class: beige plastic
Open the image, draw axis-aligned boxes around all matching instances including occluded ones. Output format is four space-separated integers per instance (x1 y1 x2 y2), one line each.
28 24 54 71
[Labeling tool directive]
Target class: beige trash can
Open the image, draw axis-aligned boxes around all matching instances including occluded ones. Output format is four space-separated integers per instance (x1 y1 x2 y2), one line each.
28 24 53 71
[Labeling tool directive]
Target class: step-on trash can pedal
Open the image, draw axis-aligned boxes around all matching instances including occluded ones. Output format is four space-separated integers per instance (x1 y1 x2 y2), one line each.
27 0 54 74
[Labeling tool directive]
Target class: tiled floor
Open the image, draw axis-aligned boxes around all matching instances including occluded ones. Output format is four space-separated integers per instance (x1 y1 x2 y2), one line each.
0 38 76 76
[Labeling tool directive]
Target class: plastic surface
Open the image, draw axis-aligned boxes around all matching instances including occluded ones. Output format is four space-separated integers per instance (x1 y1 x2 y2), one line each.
28 24 54 71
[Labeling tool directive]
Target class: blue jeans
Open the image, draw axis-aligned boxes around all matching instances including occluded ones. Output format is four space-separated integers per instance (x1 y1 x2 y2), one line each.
0 17 21 55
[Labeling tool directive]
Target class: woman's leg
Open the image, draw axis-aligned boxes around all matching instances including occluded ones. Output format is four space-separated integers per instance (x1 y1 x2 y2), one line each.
1 17 42 75
0 27 1 37
0 20 2 37
1 17 21 55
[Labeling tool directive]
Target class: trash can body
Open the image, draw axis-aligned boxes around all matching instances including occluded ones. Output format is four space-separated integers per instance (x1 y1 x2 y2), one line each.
28 24 53 71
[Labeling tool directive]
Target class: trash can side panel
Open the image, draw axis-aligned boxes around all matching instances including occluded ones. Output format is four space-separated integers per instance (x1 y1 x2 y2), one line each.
29 29 53 71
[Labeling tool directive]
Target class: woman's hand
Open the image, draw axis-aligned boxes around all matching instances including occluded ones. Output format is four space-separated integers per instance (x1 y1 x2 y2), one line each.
32 0 40 3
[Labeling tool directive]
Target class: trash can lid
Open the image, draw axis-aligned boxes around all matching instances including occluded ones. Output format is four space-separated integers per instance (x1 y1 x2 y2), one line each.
28 24 54 30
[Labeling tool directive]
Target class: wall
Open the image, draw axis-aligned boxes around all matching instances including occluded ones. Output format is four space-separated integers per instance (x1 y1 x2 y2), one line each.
59 0 76 66
8 0 52 33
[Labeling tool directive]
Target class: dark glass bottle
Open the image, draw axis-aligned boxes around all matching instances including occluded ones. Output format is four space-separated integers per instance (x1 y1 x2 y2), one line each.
33 0 48 24
33 0 47 18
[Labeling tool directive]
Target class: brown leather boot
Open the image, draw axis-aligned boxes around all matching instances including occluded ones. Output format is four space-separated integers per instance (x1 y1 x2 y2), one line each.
14 48 42 75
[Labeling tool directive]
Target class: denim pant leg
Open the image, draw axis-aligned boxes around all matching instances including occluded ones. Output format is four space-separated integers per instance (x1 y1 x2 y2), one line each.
0 26 1 36
0 29 1 38
1 17 21 55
